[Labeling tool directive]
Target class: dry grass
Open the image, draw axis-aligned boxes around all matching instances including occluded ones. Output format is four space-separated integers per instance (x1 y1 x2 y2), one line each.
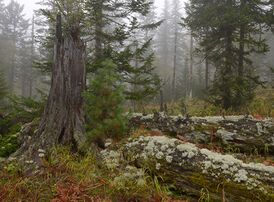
132 88 274 118
0 147 188 202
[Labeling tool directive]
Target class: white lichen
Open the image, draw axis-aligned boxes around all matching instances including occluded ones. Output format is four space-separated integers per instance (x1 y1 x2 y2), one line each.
156 163 161 170
166 155 173 163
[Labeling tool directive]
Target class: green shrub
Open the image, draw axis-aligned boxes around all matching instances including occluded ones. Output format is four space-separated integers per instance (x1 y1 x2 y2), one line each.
0 94 46 157
0 133 19 157
84 59 127 144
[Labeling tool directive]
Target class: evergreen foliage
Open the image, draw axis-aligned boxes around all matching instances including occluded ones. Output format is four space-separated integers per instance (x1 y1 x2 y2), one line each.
34 0 161 104
0 94 46 157
0 0 29 92
84 59 127 143
0 71 7 103
86 0 161 104
184 0 273 109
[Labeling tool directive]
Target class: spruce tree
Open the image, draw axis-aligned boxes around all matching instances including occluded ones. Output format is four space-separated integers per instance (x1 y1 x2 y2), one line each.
85 0 161 104
84 59 127 143
1 0 29 92
184 0 273 109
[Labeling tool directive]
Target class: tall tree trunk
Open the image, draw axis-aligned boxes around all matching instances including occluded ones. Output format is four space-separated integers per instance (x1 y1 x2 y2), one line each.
160 89 164 112
9 28 16 92
133 50 138 112
37 14 86 150
184 57 189 97
29 15 35 98
15 15 87 161
189 32 193 99
205 31 210 89
94 0 103 61
21 66 28 97
172 26 178 101
238 0 245 77
222 0 234 109
205 57 209 89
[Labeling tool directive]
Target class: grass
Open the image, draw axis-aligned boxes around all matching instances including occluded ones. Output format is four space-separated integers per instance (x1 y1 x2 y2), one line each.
0 147 187 202
133 88 274 118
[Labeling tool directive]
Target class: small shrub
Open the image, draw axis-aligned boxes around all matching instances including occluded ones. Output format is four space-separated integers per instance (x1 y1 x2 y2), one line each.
84 59 127 144
0 133 19 157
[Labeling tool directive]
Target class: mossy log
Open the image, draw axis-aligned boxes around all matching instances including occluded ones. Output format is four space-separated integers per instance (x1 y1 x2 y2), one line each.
129 113 274 155
119 136 274 202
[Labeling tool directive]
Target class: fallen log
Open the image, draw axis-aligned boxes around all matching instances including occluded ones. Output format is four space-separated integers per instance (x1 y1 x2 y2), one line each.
111 136 274 201
129 113 274 155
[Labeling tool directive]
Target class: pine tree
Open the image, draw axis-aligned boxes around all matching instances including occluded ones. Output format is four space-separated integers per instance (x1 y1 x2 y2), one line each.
1 0 29 92
0 70 7 101
84 59 127 143
156 0 171 79
184 0 273 109
36 0 160 104
156 0 186 102
85 0 161 104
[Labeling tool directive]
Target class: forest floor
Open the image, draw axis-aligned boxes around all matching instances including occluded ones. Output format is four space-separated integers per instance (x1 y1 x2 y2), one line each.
0 144 188 202
0 88 273 201
1 113 274 202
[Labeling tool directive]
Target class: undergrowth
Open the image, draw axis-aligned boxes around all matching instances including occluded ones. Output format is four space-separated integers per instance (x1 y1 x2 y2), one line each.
134 88 274 117
0 95 45 158
0 147 185 202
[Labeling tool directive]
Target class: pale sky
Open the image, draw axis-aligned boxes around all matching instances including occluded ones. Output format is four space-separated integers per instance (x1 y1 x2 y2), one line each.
3 0 188 19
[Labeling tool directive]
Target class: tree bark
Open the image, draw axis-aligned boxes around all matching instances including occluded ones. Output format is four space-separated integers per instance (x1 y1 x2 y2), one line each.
160 90 164 112
29 15 35 98
238 0 246 78
172 21 178 101
189 32 193 99
94 0 103 61
15 14 86 161
38 14 86 149
222 0 234 109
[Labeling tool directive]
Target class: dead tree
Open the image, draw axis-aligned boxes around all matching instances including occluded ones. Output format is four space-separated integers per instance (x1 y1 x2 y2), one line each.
15 14 86 161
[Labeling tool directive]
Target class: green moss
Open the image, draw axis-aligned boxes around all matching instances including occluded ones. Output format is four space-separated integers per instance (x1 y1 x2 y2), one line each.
189 173 274 202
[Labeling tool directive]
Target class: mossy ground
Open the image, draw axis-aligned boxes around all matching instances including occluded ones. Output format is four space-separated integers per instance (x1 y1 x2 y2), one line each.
0 147 188 202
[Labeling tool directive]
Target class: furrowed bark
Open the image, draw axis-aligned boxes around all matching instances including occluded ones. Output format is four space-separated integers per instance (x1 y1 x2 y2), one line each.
14 14 86 162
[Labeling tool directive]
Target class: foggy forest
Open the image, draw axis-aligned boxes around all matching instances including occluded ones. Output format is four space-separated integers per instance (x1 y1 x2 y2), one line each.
0 0 274 201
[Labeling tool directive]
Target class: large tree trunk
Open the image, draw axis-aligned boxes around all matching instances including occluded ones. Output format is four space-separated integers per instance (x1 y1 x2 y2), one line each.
38 14 86 149
15 14 86 162
118 136 274 201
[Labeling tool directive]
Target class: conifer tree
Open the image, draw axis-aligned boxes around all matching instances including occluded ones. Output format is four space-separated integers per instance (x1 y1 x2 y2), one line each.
0 70 7 101
85 0 161 104
1 0 29 92
84 60 127 142
184 0 273 109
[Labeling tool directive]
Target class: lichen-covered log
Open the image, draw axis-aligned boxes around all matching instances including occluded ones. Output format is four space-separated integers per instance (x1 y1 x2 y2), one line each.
129 113 274 155
109 136 274 201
